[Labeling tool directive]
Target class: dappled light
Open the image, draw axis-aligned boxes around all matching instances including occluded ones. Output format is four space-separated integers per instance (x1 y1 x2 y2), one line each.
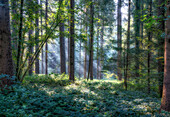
0 0 170 116
1 75 170 116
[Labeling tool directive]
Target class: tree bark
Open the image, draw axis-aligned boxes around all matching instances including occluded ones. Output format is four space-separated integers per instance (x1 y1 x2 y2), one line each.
117 0 122 80
84 10 88 79
157 0 165 98
28 0 33 76
134 0 140 80
35 0 40 74
160 2 170 112
69 0 75 81
88 0 94 80
59 0 66 74
41 0 44 74
97 26 100 79
0 0 14 76
11 0 18 66
45 0 48 75
147 0 153 94
28 27 33 76
79 22 82 79
100 20 104 80
16 0 24 79
67 5 70 75
125 0 131 91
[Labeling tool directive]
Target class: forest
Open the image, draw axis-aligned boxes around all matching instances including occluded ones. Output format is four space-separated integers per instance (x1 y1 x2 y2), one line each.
0 0 170 116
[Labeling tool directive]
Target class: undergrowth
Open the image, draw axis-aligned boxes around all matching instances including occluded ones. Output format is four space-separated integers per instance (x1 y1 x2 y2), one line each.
0 74 169 117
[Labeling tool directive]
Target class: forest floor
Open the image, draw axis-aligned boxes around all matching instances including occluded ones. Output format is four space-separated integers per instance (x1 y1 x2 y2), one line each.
0 74 170 117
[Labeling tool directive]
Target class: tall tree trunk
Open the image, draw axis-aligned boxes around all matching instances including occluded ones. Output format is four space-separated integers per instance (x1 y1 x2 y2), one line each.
45 0 48 75
28 27 33 76
41 0 44 74
84 11 88 79
97 26 100 79
157 0 165 98
68 22 70 75
28 0 33 76
125 0 131 91
35 0 40 74
160 2 170 112
79 23 82 79
147 0 152 94
0 0 14 76
67 5 70 75
141 0 144 46
117 0 122 80
100 20 104 80
69 0 75 81
88 0 94 80
139 0 144 77
11 0 18 66
16 0 24 79
59 0 66 74
134 0 140 80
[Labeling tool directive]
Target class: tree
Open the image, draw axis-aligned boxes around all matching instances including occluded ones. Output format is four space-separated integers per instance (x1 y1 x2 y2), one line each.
125 0 131 90
134 0 140 80
69 0 75 81
45 0 48 75
59 0 66 74
0 0 14 76
157 0 165 98
79 20 82 79
147 0 153 94
160 2 170 112
96 25 100 79
11 0 18 66
88 0 94 80
40 0 44 74
84 7 88 79
28 26 33 76
35 0 40 74
100 20 104 80
16 0 24 79
117 0 122 80
28 0 34 76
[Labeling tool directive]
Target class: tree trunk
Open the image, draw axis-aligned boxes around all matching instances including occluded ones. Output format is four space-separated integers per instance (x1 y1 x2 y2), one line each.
157 0 165 98
0 0 14 76
97 26 100 79
88 0 94 80
59 0 66 74
28 27 33 76
117 0 122 80
67 5 70 75
100 20 104 80
28 0 33 76
140 0 144 47
41 0 44 74
79 23 82 80
84 11 88 79
45 0 48 75
69 0 75 82
16 0 24 79
35 0 40 74
11 0 18 67
160 2 170 112
125 0 131 91
134 0 140 80
147 0 152 94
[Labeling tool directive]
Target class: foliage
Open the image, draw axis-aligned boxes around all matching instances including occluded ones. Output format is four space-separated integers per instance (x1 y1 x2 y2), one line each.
23 74 71 87
0 77 169 116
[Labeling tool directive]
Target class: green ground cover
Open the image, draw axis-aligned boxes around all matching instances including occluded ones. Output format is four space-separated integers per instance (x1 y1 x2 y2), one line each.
0 75 170 117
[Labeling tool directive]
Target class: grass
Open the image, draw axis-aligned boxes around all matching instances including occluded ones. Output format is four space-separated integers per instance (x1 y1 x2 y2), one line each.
0 74 170 117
